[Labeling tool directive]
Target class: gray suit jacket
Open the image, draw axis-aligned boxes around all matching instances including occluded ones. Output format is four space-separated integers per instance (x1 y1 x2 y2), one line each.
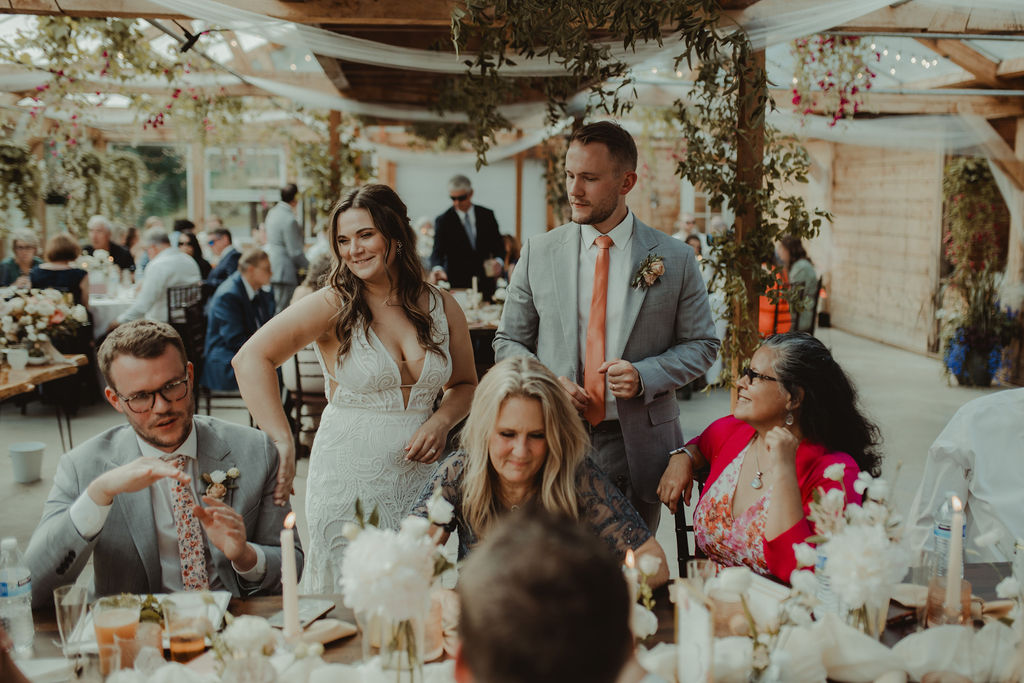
26 416 302 606
493 219 719 502
265 201 308 286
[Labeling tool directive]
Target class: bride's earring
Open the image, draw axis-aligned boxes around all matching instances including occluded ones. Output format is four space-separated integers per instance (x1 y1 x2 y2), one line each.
785 412 794 427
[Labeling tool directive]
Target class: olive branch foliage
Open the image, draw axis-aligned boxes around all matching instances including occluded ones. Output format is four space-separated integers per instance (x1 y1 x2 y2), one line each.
445 1 828 379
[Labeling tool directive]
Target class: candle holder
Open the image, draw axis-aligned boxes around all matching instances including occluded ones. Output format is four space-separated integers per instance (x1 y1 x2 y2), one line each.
925 576 971 627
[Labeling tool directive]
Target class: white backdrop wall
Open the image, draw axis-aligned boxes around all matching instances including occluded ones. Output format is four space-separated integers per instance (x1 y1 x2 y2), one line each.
392 157 551 247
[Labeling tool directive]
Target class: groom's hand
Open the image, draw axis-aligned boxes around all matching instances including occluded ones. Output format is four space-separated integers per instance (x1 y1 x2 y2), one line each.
599 359 641 399
557 376 589 413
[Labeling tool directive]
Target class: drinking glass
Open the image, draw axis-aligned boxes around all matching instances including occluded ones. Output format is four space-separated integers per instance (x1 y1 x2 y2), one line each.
73 644 121 681
163 598 214 663
53 584 89 655
686 558 718 592
6 346 28 371
115 621 163 671
92 596 140 675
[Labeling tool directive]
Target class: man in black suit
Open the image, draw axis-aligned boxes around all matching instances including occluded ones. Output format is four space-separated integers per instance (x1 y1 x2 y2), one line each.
200 248 275 392
206 228 241 290
430 175 504 301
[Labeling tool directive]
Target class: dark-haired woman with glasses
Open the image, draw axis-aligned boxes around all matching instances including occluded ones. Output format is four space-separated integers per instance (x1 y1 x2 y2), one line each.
656 332 882 581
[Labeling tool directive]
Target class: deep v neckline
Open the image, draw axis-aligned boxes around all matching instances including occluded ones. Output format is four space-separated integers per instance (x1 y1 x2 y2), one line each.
366 325 426 409
729 443 770 521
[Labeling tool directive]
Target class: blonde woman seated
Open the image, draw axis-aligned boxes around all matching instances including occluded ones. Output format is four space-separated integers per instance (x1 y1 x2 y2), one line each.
411 356 670 588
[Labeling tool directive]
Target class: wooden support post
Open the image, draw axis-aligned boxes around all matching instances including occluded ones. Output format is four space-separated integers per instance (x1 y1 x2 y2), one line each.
328 110 341 203
731 46 766 409
189 142 205 228
514 151 524 243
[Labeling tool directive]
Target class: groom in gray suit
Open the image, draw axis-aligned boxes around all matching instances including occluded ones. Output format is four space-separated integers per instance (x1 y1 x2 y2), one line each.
25 320 301 606
494 121 719 531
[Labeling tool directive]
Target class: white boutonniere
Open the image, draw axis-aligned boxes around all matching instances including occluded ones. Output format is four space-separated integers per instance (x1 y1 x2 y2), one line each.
202 466 240 501
630 254 665 290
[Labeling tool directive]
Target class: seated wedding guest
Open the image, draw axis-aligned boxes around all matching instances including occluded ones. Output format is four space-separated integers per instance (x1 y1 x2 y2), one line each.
412 356 670 587
25 320 301 606
108 229 201 331
84 215 135 273
0 229 42 287
501 233 520 278
31 233 89 306
657 332 880 581
123 225 140 254
207 228 241 289
456 511 646 683
777 235 818 332
201 249 275 392
906 388 1024 562
179 231 212 280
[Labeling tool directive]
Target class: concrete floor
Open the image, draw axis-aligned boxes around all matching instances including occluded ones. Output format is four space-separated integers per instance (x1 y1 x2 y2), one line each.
0 328 1010 580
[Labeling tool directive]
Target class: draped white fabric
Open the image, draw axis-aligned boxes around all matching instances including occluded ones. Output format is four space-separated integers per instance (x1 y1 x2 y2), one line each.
724 0 896 51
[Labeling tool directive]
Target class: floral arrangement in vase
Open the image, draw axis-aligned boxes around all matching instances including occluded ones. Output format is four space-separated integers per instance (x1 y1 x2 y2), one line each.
804 465 909 638
338 495 453 681
0 286 89 359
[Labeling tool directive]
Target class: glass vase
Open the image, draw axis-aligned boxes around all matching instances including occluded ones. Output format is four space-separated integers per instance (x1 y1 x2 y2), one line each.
359 609 425 683
846 593 890 639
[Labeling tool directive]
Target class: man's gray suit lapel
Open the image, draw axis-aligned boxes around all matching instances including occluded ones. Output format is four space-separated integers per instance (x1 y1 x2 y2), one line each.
613 221 657 360
554 225 581 377
109 429 162 590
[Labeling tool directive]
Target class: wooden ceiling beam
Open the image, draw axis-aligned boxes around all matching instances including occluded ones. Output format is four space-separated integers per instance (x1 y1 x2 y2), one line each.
959 113 1024 191
1 0 459 24
838 5 1024 35
998 57 1024 80
769 86 1024 118
915 37 1002 88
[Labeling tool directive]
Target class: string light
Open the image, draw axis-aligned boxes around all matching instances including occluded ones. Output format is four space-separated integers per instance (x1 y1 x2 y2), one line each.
910 56 917 64
651 67 658 74
856 72 864 79
870 42 876 50
895 53 901 61
290 63 297 70
792 76 799 84
304 54 312 62
932 59 939 66
882 48 889 56
889 67 896 75
230 40 238 47
675 70 683 78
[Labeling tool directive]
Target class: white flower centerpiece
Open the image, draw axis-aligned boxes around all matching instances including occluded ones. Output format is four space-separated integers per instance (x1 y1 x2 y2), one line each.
0 286 88 359
805 465 910 638
339 495 452 682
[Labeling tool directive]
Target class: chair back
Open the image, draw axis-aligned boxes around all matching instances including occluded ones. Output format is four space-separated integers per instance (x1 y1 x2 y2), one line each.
674 467 709 577
166 284 206 375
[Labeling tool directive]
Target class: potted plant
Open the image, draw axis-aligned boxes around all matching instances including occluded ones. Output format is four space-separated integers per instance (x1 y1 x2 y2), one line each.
940 158 1021 385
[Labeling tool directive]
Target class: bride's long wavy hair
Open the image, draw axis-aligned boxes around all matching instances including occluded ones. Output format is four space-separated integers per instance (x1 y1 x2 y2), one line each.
460 357 589 539
326 184 442 357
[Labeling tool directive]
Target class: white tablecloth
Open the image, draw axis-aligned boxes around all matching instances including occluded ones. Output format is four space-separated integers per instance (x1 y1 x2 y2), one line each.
88 296 134 339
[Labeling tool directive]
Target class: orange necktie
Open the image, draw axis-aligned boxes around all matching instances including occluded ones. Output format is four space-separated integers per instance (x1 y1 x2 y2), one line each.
584 235 613 426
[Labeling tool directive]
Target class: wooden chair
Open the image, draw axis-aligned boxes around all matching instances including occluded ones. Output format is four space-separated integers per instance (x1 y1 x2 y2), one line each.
283 346 328 458
674 467 709 577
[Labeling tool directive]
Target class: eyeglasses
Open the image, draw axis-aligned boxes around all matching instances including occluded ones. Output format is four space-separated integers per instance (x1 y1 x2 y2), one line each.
450 193 470 202
13 244 35 251
115 375 190 413
741 367 778 384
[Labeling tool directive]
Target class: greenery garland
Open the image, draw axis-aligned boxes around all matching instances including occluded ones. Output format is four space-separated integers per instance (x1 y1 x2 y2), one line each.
100 150 149 225
447 2 827 380
0 143 41 234
292 112 374 217
60 148 103 236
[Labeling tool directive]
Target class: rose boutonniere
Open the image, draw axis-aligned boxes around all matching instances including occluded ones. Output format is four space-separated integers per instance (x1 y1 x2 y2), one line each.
202 466 240 502
630 254 665 290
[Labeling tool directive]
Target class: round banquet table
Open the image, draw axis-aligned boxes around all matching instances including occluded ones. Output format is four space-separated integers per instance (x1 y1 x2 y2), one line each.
87 296 134 340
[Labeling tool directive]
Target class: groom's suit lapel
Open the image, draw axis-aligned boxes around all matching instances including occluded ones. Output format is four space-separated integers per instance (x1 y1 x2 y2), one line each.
553 225 581 374
614 222 655 360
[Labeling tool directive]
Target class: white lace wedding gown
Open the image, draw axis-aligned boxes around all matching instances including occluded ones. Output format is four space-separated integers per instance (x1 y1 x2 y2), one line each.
301 293 451 593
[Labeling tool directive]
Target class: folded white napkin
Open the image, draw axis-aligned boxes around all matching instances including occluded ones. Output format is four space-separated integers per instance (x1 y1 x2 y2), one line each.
15 657 72 683
815 613 905 683
892 621 1020 682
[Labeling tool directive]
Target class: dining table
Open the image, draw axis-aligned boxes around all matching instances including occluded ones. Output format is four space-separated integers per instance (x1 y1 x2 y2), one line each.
23 562 1012 676
0 354 87 451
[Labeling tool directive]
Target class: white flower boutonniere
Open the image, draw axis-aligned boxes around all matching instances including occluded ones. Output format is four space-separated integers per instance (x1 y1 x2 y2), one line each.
630 254 665 290
202 466 240 501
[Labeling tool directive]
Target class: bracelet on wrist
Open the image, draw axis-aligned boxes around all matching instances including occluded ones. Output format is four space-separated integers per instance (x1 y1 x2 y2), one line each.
669 445 696 465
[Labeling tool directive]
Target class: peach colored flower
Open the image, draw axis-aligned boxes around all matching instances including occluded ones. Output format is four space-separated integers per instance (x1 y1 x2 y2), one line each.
206 482 227 499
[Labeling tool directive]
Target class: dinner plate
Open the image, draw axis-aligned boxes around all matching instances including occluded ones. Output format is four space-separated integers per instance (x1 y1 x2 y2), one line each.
64 591 232 655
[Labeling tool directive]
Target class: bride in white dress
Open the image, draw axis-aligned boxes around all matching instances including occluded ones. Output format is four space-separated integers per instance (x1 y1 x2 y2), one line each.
234 184 477 592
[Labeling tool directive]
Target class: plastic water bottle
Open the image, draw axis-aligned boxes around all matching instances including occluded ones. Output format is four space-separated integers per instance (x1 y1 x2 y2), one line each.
0 537 34 655
931 493 965 578
814 548 840 617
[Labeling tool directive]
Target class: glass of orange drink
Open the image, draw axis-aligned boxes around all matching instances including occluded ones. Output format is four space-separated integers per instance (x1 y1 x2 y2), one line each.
92 595 140 675
163 597 214 663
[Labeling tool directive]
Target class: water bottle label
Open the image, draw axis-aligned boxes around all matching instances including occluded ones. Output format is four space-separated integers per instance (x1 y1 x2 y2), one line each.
0 575 31 597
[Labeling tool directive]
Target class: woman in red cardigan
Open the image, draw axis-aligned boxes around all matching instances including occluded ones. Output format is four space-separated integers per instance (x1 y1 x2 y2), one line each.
657 332 882 582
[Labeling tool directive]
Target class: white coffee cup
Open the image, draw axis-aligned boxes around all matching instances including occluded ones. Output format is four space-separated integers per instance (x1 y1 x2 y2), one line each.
6 348 28 371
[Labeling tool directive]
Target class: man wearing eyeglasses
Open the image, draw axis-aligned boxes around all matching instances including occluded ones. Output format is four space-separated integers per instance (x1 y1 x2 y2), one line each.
25 320 301 606
429 174 505 300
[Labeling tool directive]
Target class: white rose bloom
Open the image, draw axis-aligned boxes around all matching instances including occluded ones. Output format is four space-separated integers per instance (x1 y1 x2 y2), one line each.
492 288 507 302
220 615 277 655
823 463 846 482
631 604 658 640
342 522 362 541
711 566 751 597
824 524 909 609
210 470 227 484
26 331 37 341
399 514 431 539
226 466 241 478
867 478 890 502
638 554 662 577
94 249 110 260
792 543 817 569
72 305 88 323
996 576 1021 599
853 471 873 496
426 487 454 525
496 278 508 288
789 569 818 597
340 525 435 620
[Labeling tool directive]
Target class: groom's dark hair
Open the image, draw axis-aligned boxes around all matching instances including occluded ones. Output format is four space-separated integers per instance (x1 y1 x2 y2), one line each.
98 320 187 391
456 510 632 683
569 120 638 173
